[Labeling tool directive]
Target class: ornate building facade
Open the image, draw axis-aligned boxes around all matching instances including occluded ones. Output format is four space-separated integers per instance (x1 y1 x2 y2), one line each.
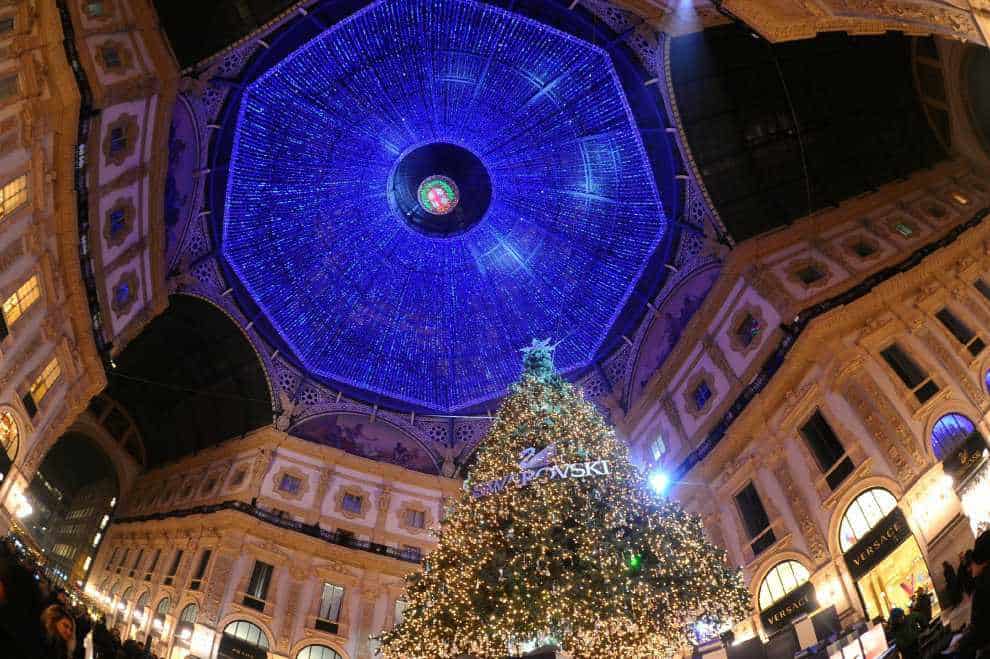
621 159 990 639
85 428 460 659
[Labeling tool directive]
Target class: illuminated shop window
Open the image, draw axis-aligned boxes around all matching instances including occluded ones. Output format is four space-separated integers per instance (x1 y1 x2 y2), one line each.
930 413 977 460
3 275 40 325
758 560 810 609
838 487 897 553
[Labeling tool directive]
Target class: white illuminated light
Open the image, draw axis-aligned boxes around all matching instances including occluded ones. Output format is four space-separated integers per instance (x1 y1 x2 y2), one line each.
92 532 101 547
100 514 109 529
117 602 126 612
648 470 670 496
179 628 192 641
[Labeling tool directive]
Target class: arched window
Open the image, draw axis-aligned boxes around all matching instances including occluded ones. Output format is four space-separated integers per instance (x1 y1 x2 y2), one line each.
156 597 171 616
297 646 343 659
223 620 269 650
839 488 897 553
120 586 132 602
0 409 19 462
758 560 811 610
136 591 150 609
178 603 197 624
931 413 977 460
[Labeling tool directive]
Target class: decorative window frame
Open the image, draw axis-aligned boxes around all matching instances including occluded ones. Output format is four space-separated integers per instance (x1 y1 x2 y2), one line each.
727 304 767 356
916 198 952 224
334 485 369 520
843 235 881 262
786 258 831 291
95 39 134 74
103 197 136 247
395 501 433 535
683 370 716 420
228 466 248 491
110 270 139 317
102 114 138 166
272 466 309 502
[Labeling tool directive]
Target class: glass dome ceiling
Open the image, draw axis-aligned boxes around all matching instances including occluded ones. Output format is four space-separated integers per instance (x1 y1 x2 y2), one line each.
218 0 674 413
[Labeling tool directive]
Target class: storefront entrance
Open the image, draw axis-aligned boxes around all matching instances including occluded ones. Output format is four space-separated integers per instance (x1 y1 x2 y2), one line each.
840 490 938 621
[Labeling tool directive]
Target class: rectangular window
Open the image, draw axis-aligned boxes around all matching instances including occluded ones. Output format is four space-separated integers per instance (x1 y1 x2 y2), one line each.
3 275 40 325
799 410 855 490
894 221 914 237
129 548 143 578
342 493 363 514
278 474 301 494
243 560 273 611
164 549 182 586
85 2 105 17
106 547 118 569
649 437 666 462
735 482 775 556
796 265 824 285
109 126 127 155
0 174 26 219
318 582 344 623
881 343 939 403
29 357 61 404
406 509 425 529
400 545 421 562
190 549 211 590
101 47 121 68
0 17 14 34
974 278 990 303
117 548 129 574
0 74 16 101
851 240 877 258
936 307 985 357
145 549 160 580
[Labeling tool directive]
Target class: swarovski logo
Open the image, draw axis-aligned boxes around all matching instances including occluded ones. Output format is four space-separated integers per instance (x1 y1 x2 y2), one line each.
471 445 610 498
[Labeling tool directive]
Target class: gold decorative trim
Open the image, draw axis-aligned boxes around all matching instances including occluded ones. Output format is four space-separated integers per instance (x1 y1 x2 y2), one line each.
334 485 370 520
110 270 139 317
103 197 135 247
785 257 831 290
727 305 766 357
395 501 432 535
94 39 134 74
682 370 716 420
272 466 309 502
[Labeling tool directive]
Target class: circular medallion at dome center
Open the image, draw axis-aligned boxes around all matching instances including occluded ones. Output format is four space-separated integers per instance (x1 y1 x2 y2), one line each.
419 176 459 215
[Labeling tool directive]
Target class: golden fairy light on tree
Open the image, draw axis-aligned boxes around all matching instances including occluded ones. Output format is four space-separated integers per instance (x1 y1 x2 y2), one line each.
379 340 750 658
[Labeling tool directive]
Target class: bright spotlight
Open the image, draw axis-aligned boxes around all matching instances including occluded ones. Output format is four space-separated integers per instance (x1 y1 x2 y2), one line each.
648 470 670 496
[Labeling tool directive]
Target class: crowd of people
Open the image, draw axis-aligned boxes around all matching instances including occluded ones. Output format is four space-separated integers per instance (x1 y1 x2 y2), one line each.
0 537 163 659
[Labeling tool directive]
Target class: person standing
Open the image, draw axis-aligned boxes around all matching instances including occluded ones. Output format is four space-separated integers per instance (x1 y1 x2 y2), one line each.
959 531 990 659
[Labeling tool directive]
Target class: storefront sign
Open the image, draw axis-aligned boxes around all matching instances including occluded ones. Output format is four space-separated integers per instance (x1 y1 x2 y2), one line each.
942 432 988 482
470 445 611 498
760 582 818 635
843 507 912 580
217 634 268 659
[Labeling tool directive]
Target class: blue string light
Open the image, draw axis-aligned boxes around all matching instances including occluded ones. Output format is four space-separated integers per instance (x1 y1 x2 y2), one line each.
222 0 668 412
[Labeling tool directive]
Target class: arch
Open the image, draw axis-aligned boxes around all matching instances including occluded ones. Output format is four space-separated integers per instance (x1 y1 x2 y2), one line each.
290 638 349 659
0 406 23 465
120 586 133 602
758 560 811 610
930 413 979 460
222 619 270 650
136 590 150 608
155 596 171 615
178 602 198 624
964 46 990 155
838 487 898 554
825 475 905 559
297 645 343 659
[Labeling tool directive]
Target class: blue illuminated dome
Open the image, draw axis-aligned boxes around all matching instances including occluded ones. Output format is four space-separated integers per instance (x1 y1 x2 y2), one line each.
218 0 674 412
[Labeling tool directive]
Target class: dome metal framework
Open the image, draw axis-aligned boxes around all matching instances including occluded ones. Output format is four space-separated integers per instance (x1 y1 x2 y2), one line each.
216 0 678 413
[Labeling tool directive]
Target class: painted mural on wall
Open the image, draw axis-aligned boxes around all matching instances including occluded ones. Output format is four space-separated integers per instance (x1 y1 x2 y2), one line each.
164 96 199 269
291 413 438 474
627 264 721 407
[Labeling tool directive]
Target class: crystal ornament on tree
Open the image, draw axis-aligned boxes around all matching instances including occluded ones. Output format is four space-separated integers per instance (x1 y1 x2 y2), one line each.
379 340 750 658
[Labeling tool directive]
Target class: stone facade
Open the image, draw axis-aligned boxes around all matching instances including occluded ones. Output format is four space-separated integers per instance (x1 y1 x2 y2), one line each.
621 160 990 639
86 428 461 659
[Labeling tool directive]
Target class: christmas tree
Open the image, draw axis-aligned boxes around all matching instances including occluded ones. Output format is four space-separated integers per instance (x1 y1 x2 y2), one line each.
379 340 750 658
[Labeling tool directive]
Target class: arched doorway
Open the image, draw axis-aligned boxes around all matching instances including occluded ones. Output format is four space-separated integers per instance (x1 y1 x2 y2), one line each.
931 413 988 480
217 620 269 659
757 560 816 635
168 603 197 659
116 586 133 631
838 488 937 621
130 591 150 640
152 596 170 638
0 407 20 480
297 645 343 659
19 433 118 586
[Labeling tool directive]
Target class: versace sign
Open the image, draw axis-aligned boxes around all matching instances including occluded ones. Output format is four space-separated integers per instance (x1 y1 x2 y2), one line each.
760 582 817 635
843 507 912 580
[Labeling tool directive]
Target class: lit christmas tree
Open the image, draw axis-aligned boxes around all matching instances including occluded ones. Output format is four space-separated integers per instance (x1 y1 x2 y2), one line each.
379 340 750 658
